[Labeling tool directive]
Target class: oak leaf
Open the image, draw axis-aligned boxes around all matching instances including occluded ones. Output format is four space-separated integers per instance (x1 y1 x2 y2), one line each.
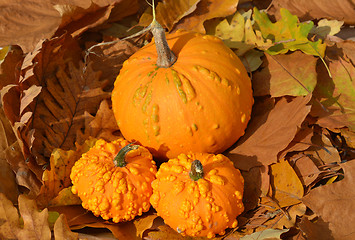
0 193 51 240
253 8 326 57
228 95 312 171
53 214 79 240
36 138 97 207
302 160 355 239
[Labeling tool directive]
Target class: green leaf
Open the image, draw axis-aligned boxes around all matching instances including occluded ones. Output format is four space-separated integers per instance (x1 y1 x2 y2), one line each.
253 8 326 57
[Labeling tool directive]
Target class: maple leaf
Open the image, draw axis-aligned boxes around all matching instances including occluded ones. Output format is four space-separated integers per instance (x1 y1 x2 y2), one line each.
302 160 355 239
253 8 326 57
227 95 312 171
253 52 318 97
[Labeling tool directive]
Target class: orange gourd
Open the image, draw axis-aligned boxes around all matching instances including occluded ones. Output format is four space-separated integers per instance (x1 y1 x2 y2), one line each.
70 138 157 222
112 20 253 159
150 152 244 238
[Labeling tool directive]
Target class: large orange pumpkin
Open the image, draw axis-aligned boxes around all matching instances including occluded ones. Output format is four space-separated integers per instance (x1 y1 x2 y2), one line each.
112 26 253 159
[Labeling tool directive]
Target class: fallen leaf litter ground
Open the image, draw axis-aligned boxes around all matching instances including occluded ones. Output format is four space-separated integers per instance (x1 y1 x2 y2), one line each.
0 0 354 239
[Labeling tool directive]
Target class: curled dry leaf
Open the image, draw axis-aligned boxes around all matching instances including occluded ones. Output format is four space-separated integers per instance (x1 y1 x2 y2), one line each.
269 0 355 25
253 52 318 97
228 95 312 171
302 160 355 239
290 154 322 187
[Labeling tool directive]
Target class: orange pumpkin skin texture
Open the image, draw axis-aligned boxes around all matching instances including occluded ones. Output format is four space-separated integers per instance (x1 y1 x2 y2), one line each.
70 138 157 222
150 153 244 238
112 30 253 159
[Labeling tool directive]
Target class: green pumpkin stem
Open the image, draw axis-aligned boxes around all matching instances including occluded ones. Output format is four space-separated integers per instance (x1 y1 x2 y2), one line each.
150 0 177 68
114 143 139 167
189 160 204 181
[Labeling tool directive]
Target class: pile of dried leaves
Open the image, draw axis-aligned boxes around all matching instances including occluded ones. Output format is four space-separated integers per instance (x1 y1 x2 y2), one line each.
0 0 354 239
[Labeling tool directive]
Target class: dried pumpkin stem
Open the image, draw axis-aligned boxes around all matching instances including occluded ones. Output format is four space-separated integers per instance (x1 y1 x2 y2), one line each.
189 160 204 181
150 20 177 68
114 143 139 167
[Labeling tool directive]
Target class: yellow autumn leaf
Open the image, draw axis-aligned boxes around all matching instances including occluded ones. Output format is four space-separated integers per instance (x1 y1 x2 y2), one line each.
268 159 304 208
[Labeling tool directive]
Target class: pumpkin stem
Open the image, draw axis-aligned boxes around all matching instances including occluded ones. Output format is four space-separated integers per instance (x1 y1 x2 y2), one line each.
189 160 204 181
114 143 139 167
150 0 177 68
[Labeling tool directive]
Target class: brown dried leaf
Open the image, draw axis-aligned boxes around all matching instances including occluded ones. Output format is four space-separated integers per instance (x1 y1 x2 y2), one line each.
36 138 97 207
0 0 62 53
253 52 318 97
305 129 341 166
279 121 314 158
228 95 312 171
312 51 355 131
291 154 322 187
299 217 334 240
174 0 240 33
146 224 210 240
269 0 355 25
54 0 139 37
0 0 138 53
3 35 109 172
134 214 160 238
54 214 79 240
274 203 306 229
88 40 139 87
0 194 51 240
0 107 18 203
302 160 355 239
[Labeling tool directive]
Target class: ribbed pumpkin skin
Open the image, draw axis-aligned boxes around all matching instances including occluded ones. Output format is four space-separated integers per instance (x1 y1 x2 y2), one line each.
70 138 157 222
112 30 253 159
150 153 244 238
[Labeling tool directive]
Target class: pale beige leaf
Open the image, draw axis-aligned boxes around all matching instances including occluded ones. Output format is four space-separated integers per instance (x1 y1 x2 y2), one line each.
54 214 79 240
17 195 51 240
0 193 20 239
